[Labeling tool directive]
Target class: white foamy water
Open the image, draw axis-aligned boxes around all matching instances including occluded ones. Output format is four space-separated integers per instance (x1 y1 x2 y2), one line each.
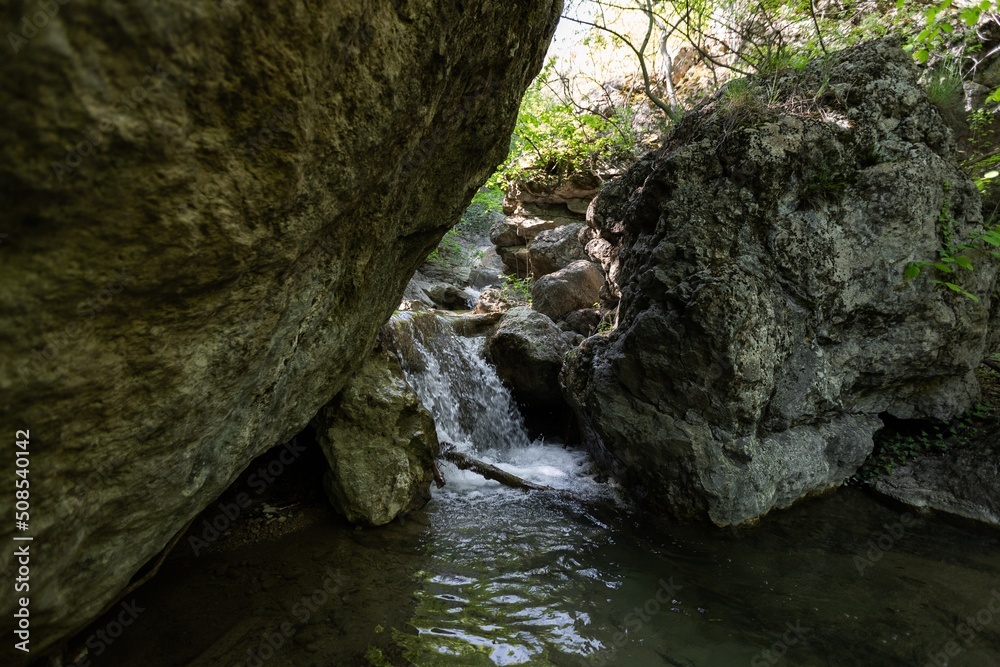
384 311 610 500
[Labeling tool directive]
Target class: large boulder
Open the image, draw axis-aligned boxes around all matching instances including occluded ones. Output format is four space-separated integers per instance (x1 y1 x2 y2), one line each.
527 222 588 277
563 40 999 527
484 307 572 405
0 0 561 655
315 349 440 526
532 260 605 321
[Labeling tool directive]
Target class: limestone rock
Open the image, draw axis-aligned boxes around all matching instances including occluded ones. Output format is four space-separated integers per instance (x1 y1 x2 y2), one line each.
526 223 588 277
0 0 561 653
869 433 1000 528
564 40 999 527
473 287 514 315
490 218 527 248
484 307 572 406
315 350 440 527
532 260 605 321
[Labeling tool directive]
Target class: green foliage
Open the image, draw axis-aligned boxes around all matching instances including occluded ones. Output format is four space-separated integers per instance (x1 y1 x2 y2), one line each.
855 403 993 481
498 274 532 306
965 109 1000 195
903 183 999 301
923 57 964 108
903 0 998 64
490 62 639 190
456 185 504 236
426 229 465 266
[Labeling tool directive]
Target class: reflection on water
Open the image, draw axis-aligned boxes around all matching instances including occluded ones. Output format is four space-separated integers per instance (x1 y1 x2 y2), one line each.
388 313 1000 667
400 482 1000 667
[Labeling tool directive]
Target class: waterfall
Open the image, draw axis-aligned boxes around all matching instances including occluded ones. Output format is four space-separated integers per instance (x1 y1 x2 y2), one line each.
384 311 531 455
384 310 610 498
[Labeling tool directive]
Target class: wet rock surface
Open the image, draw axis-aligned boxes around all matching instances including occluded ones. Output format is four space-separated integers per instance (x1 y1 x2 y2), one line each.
314 350 440 527
484 307 573 406
564 40 999 526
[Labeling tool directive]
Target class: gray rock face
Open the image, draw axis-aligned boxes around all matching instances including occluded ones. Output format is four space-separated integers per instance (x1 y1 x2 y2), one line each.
563 40 998 527
532 260 605 322
527 223 588 277
0 0 561 654
559 308 601 336
484 307 572 405
315 350 440 526
870 433 1000 528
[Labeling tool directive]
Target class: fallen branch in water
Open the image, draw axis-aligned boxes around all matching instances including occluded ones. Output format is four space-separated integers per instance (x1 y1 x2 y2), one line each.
443 450 554 491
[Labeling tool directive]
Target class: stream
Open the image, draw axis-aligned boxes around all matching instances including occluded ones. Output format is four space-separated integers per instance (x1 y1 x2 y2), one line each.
86 312 1000 667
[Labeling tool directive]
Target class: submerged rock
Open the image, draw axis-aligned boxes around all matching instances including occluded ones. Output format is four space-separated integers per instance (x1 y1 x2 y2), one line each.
315 350 440 526
0 0 561 652
484 307 573 406
564 40 999 526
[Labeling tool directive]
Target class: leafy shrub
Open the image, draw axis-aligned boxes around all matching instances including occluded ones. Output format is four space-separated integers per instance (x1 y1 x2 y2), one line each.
490 62 639 190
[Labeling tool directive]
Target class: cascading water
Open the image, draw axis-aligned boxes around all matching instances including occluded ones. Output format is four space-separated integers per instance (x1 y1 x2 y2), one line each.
385 311 531 454
384 311 608 497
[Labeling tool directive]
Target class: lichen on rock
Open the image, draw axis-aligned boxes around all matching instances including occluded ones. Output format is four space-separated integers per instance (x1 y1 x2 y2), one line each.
564 40 999 527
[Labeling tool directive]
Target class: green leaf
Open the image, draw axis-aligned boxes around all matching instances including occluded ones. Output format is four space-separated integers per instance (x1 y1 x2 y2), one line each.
980 230 1000 246
915 49 930 64
933 262 954 273
904 263 921 280
935 281 981 301
955 255 974 270
960 8 981 25
985 170 999 180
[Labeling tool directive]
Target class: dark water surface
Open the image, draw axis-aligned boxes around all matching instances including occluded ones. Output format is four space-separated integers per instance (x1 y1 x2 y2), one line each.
86 478 1000 667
